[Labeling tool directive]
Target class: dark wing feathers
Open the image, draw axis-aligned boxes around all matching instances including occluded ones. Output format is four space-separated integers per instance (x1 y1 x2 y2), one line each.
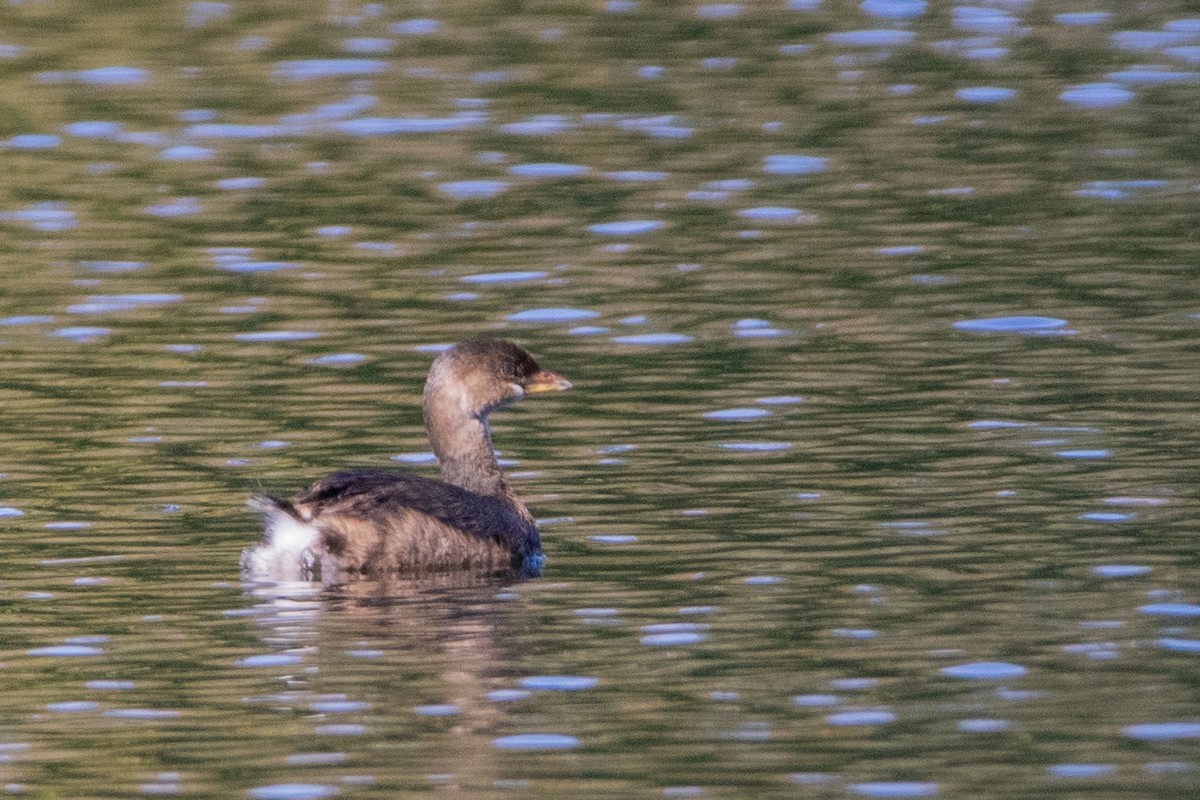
294 468 532 547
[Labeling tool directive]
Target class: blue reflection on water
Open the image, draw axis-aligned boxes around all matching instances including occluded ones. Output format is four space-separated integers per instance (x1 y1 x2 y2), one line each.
235 331 321 342
333 113 483 136
461 270 547 284
1092 565 1150 578
1060 83 1135 108
587 220 666 235
274 59 387 80
955 86 1017 103
861 0 926 20
8 133 60 149
953 315 1068 333
54 326 111 342
1140 603 1200 617
826 29 916 46
1123 722 1200 740
826 710 896 726
28 644 104 657
307 353 367 367
763 154 827 174
612 333 693 345
1056 12 1110 26
847 781 939 798
248 784 338 800
510 162 589 177
507 307 600 323
703 408 772 421
437 180 510 199
0 202 77 231
492 733 579 750
940 661 1027 679
520 675 600 691
76 66 149 85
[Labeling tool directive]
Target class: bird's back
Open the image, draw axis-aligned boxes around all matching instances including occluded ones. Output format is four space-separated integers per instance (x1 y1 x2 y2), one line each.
244 469 542 583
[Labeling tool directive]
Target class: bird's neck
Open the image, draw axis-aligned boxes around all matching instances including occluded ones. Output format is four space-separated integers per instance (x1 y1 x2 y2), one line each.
424 390 523 512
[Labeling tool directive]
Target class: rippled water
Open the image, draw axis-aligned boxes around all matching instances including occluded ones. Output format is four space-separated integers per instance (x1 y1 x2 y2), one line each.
1 1 1199 797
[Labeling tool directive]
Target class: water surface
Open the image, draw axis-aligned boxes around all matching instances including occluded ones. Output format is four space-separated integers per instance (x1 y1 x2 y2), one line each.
1 1 1199 797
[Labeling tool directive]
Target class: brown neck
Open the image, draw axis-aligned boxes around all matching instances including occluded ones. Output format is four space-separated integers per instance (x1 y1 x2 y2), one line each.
423 383 528 520
428 410 507 496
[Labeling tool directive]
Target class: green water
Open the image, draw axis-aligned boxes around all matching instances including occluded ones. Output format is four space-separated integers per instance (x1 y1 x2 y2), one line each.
0 0 1199 797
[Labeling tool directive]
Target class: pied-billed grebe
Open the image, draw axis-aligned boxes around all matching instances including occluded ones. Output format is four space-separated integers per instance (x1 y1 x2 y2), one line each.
242 338 571 583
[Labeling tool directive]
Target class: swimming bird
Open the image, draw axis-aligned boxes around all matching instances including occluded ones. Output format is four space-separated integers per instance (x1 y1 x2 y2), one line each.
242 338 571 583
